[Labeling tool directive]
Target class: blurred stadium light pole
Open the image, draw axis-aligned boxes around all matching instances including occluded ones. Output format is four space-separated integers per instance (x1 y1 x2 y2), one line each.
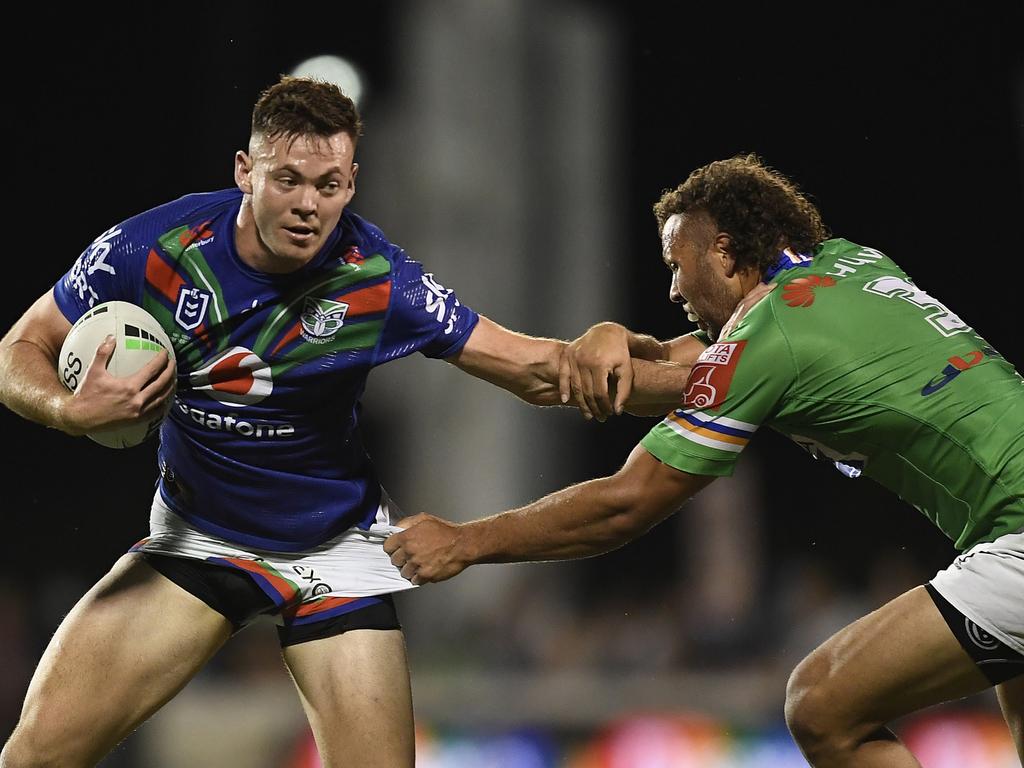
359 0 621 630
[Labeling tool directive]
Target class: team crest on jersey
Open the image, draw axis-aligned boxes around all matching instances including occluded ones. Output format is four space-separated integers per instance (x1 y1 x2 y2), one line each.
175 287 212 331
189 346 273 406
682 341 747 409
300 297 349 344
782 275 836 307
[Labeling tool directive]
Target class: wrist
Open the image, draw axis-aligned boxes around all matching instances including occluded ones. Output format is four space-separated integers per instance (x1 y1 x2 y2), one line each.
458 518 492 566
626 331 665 361
54 391 87 436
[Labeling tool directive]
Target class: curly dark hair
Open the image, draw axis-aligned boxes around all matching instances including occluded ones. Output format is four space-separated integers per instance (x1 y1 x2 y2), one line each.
251 76 363 144
654 154 829 272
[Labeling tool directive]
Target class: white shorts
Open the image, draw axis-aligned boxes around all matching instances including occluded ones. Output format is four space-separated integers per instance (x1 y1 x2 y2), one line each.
133 490 416 628
929 529 1024 656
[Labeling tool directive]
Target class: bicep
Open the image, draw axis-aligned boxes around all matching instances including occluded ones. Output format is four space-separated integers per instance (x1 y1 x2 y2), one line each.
1 289 73 363
662 333 708 365
613 443 714 529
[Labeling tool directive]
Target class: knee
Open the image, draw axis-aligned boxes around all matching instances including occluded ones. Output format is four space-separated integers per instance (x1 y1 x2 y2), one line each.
3 714 91 768
784 655 852 760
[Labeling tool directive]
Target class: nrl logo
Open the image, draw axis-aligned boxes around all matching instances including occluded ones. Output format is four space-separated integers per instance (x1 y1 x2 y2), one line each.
175 287 212 331
300 297 348 344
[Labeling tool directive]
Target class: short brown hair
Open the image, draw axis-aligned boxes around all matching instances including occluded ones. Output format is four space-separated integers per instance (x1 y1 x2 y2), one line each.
654 154 829 272
251 76 363 145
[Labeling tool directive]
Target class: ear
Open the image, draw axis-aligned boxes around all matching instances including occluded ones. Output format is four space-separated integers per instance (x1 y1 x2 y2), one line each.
344 162 359 204
714 233 739 278
235 150 254 194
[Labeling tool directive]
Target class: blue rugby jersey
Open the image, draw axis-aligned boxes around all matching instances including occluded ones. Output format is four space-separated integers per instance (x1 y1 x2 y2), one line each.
54 188 479 550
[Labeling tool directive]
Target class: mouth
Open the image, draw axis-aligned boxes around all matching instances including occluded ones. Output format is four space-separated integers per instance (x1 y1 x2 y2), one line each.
682 300 701 323
283 224 318 244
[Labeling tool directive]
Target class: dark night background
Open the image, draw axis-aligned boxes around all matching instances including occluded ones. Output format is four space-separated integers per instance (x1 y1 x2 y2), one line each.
2 0 1021 688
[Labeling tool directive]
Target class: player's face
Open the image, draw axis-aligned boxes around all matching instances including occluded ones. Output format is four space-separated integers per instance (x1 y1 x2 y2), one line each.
661 213 739 338
235 131 358 271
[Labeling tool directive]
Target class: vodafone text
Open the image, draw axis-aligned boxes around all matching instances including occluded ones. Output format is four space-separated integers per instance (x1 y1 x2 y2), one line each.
175 401 295 438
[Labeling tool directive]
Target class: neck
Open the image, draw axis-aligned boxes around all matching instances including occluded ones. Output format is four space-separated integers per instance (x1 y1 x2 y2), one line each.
739 269 763 294
235 198 264 268
234 198 302 275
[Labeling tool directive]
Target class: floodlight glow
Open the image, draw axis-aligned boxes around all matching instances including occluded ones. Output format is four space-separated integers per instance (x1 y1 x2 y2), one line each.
290 55 365 105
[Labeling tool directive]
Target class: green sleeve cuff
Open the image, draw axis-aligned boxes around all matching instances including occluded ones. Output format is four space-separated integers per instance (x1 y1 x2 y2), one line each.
641 429 738 478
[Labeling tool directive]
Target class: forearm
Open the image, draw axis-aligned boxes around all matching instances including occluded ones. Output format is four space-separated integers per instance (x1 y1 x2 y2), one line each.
386 446 711 583
582 324 698 364
451 316 568 406
624 358 691 415
0 338 75 432
458 475 650 563
623 327 667 361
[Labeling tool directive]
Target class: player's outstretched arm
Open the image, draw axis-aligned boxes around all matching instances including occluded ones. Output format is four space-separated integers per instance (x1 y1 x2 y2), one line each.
448 315 698 416
0 290 175 435
384 444 712 584
557 322 705 420
558 282 777 419
447 315 568 405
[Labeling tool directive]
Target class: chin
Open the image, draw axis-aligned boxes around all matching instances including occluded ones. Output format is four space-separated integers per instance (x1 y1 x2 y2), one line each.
277 239 320 262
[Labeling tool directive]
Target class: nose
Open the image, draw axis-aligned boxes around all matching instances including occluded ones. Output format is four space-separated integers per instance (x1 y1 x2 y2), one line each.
294 184 317 217
669 278 683 304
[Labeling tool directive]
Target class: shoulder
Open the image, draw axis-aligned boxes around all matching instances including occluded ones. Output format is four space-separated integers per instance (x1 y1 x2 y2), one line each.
809 237 905 277
339 209 405 265
113 188 242 244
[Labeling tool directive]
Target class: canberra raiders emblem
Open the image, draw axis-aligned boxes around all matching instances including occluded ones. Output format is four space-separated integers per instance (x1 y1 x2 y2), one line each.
300 297 349 343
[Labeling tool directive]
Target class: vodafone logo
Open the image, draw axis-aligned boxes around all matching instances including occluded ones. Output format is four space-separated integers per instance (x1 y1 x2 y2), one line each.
190 346 273 406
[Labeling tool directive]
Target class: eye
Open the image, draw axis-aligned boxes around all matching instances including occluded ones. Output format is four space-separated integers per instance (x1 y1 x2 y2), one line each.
279 176 298 187
321 181 342 194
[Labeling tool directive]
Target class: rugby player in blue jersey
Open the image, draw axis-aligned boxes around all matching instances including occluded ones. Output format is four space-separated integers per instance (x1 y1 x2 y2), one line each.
0 76 688 767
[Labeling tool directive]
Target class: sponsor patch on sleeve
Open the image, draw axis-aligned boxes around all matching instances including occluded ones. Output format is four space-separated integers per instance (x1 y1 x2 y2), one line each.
682 340 747 409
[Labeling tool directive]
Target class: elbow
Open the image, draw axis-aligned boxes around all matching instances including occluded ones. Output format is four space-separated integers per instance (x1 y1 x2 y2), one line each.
606 504 663 545
601 510 649 550
597 486 671 550
598 462 687 547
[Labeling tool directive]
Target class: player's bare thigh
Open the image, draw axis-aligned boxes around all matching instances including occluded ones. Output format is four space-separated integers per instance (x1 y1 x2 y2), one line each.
3 553 232 767
283 628 414 768
786 585 991 756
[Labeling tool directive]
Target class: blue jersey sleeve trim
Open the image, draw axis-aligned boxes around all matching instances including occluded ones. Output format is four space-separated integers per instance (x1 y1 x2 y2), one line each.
432 312 480 359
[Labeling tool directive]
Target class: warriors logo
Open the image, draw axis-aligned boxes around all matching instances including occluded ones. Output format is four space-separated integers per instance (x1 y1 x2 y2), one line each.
300 297 349 344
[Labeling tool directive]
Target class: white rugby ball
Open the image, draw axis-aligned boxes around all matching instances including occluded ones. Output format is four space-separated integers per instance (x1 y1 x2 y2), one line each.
58 301 176 448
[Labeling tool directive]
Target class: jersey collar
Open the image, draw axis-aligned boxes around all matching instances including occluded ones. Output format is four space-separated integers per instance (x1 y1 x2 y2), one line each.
763 247 815 282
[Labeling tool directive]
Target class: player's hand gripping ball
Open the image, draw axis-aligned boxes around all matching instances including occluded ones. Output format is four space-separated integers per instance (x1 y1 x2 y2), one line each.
58 301 176 448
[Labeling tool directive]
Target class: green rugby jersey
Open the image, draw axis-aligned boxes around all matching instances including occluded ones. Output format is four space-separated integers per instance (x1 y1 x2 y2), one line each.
642 238 1023 550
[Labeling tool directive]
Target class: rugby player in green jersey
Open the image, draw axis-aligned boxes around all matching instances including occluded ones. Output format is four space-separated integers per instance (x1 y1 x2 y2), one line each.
386 154 1023 766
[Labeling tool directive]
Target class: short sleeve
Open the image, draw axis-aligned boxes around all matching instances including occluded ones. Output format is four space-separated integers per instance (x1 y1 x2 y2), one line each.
376 254 480 363
641 320 795 476
53 221 149 324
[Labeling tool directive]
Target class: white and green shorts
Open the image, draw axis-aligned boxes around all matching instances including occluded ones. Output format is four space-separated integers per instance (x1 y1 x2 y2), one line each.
131 491 417 645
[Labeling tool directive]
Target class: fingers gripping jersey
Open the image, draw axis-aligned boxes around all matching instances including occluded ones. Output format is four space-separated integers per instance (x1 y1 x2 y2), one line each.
53 189 479 551
642 239 1024 550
